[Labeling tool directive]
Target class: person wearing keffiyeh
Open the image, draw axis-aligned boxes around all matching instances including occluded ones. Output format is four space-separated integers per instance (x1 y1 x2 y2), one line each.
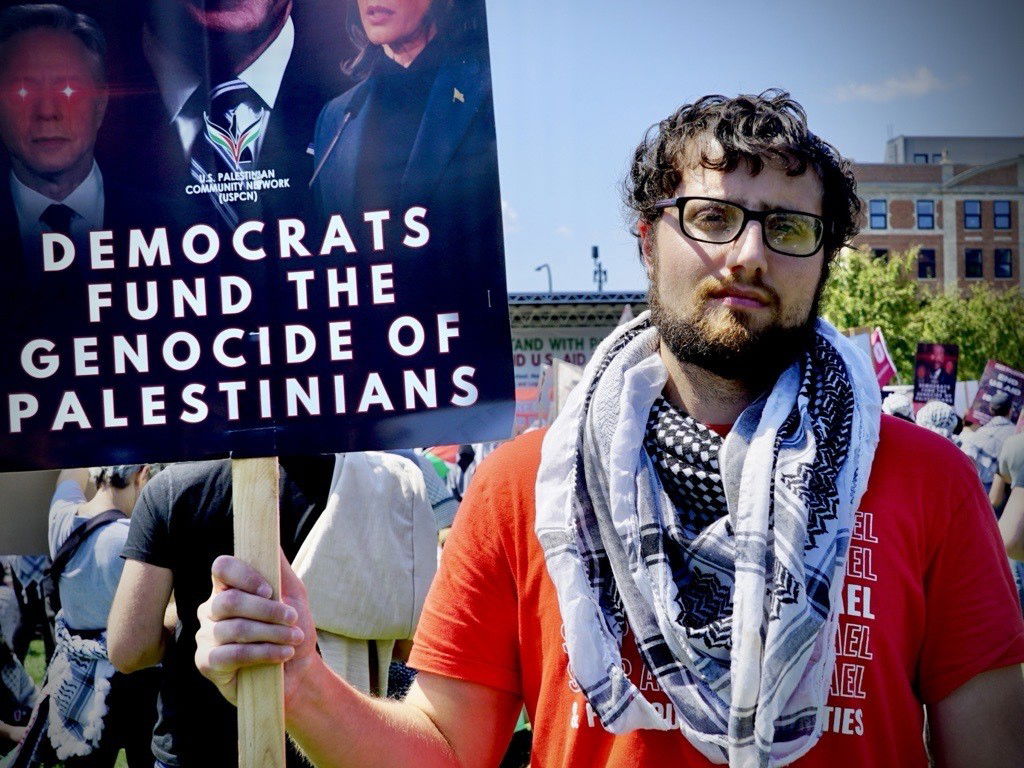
191 91 1024 768
43 466 160 768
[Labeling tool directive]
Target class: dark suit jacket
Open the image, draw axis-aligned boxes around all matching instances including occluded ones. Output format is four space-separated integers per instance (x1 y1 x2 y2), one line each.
0 165 162 313
310 46 513 429
311 52 502 255
97 10 349 233
0 165 168 473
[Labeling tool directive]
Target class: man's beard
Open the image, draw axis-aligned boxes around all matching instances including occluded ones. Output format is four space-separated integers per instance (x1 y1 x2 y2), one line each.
648 273 821 392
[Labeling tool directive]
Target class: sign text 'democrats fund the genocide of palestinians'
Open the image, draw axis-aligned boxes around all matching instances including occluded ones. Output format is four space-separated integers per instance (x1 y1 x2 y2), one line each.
0 0 513 471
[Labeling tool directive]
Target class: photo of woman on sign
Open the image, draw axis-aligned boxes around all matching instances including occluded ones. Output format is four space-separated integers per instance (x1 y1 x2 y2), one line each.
310 0 501 255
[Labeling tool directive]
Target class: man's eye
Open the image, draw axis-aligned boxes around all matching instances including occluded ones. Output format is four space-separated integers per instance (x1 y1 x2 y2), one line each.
772 217 811 239
2 83 31 100
691 207 729 224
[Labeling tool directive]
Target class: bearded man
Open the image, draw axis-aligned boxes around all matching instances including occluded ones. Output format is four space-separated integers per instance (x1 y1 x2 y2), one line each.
192 91 1024 767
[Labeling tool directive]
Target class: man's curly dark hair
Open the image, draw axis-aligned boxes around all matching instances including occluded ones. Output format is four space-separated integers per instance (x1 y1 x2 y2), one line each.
624 89 860 264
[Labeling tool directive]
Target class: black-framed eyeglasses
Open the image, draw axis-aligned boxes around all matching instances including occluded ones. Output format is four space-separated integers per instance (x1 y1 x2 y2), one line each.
653 196 826 258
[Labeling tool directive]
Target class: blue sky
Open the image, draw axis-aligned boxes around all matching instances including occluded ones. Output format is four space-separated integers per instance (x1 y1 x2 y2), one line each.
485 0 1024 293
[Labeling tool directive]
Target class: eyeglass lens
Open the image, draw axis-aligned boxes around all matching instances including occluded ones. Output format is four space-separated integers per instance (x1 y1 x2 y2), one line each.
681 198 822 256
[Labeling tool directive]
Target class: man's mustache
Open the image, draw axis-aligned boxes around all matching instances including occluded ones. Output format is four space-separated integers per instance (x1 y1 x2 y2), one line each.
694 276 780 310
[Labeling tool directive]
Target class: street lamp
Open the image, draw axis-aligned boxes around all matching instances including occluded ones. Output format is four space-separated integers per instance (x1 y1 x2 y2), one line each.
592 246 606 292
535 263 552 295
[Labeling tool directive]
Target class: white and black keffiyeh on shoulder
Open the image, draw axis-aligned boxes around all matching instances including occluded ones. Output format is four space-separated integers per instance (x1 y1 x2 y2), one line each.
535 310 881 767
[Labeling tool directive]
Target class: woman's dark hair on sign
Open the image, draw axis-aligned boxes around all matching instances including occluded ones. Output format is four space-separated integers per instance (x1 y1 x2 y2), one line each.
623 89 862 265
0 3 107 83
342 0 484 77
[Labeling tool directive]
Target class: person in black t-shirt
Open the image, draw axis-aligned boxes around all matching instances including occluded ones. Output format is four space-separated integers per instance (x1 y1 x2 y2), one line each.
107 456 335 768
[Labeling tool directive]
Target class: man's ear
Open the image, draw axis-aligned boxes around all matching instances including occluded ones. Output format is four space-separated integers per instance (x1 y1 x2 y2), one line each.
94 81 109 124
637 219 654 276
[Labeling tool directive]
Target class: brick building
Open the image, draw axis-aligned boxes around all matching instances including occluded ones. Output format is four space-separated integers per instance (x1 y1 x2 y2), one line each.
851 136 1023 294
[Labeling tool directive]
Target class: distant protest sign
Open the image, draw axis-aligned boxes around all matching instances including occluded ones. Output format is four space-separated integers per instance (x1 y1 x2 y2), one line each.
869 328 897 388
965 360 1024 425
512 327 612 389
515 358 583 434
0 0 512 472
912 342 959 407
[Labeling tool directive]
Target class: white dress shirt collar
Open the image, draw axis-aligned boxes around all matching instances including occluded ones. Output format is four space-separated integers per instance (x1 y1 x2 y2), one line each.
143 15 295 124
10 161 105 247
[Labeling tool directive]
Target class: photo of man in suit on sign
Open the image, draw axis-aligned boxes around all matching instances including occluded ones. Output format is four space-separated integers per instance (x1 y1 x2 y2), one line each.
0 4 108 261
0 3 164 334
98 0 349 230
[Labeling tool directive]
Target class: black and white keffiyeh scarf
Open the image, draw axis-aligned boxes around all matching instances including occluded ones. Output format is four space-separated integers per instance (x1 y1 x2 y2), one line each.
535 311 880 767
45 613 113 759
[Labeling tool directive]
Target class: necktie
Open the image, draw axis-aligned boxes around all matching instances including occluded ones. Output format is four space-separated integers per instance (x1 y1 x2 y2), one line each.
39 203 75 235
202 79 266 171
190 79 268 227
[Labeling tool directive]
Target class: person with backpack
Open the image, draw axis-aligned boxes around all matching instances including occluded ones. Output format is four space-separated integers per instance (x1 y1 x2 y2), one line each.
43 465 159 768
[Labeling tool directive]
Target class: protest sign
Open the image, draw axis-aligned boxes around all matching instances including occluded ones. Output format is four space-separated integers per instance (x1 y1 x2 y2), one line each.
0 1 511 765
912 342 959 407
965 360 1024 425
0 0 512 472
869 327 897 388
513 385 541 435
518 358 583 433
512 327 612 389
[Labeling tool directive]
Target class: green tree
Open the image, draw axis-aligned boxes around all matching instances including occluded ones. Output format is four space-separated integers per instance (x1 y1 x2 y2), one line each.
820 247 1024 382
915 283 1024 380
820 248 923 383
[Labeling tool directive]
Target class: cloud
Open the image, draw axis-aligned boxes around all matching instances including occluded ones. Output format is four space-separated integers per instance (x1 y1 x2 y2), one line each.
831 67 969 103
554 225 572 238
502 199 521 234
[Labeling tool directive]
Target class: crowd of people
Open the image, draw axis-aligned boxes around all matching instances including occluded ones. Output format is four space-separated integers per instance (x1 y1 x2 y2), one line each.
0 444 489 767
881 389 1024 605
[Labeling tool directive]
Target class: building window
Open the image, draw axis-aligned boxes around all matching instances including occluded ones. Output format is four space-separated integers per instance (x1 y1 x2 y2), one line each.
931 153 943 163
916 200 935 229
965 248 983 278
913 153 928 164
918 248 937 279
872 248 889 262
963 200 981 229
995 248 1014 278
869 199 887 229
994 200 1011 229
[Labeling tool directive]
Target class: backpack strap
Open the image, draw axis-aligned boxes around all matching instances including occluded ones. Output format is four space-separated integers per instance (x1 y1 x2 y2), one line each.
49 509 126 585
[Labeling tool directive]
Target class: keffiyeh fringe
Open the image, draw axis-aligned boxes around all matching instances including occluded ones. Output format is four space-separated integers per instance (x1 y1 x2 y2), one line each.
46 613 113 760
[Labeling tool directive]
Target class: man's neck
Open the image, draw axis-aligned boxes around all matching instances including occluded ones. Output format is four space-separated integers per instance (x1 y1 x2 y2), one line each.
79 487 131 517
12 157 91 202
659 342 760 426
147 1 291 76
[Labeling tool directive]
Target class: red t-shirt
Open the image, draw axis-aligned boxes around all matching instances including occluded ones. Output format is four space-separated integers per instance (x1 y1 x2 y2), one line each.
409 416 1024 767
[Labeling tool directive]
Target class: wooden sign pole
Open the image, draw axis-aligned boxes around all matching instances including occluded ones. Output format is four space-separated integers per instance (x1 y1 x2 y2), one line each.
232 457 286 768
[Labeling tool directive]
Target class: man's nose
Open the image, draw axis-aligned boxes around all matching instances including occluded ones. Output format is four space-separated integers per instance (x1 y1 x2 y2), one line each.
724 219 768 277
31 87 62 120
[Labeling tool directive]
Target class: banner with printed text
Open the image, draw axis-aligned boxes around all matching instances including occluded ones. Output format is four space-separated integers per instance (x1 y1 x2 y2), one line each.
912 342 958 407
965 360 1024 426
0 0 512 470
